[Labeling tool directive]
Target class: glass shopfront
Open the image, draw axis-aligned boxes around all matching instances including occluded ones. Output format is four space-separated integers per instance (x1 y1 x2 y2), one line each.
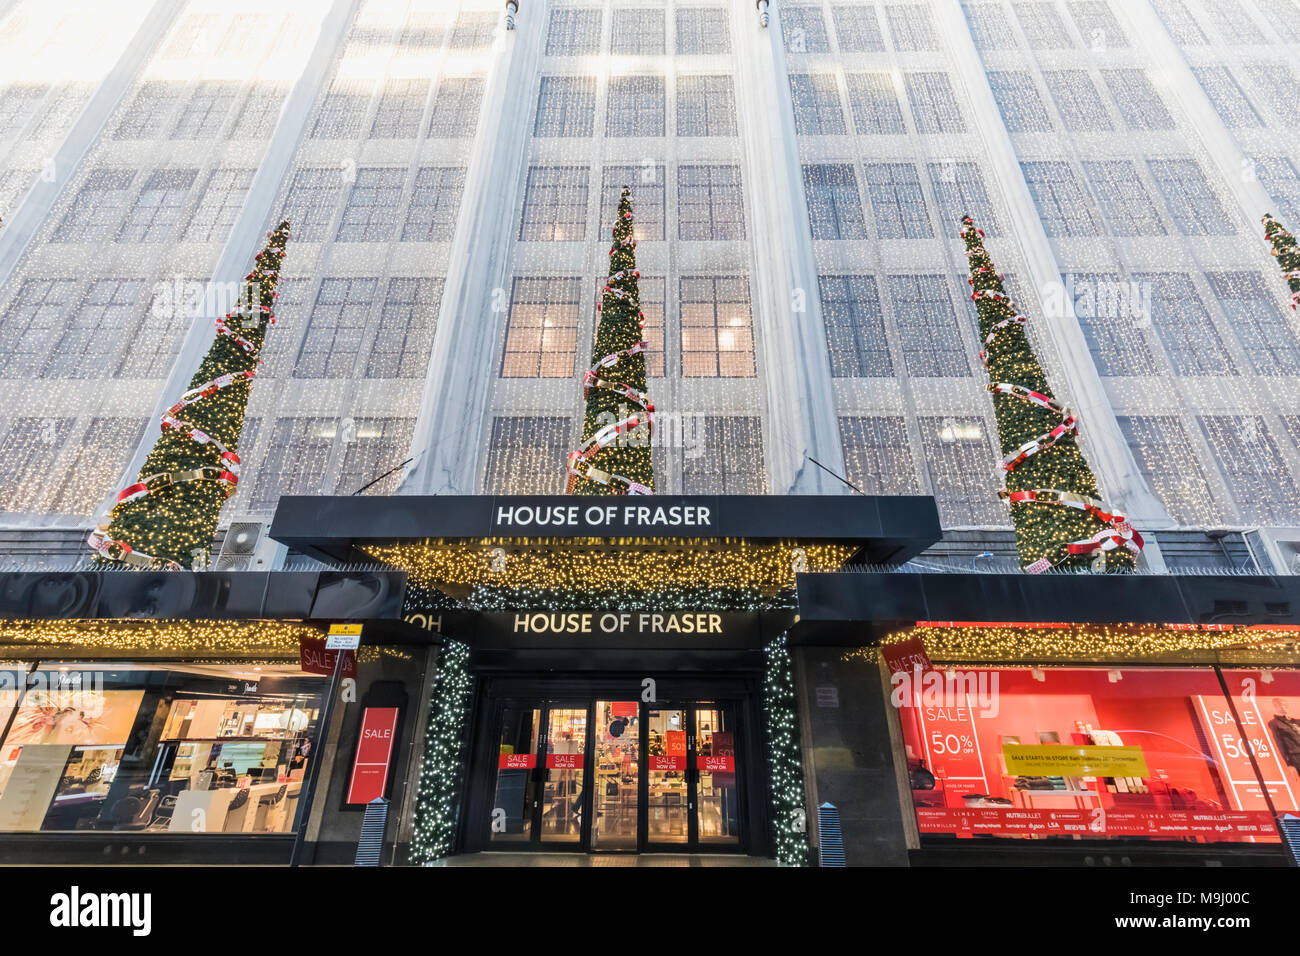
0 663 327 835
898 664 1293 844
487 697 745 852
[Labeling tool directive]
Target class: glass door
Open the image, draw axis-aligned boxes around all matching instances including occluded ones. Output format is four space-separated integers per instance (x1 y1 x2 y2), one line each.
538 706 587 844
694 702 741 845
591 700 639 850
644 706 689 845
489 704 540 844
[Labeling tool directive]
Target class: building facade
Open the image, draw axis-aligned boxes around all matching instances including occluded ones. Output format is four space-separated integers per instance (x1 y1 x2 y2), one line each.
1 0 1300 866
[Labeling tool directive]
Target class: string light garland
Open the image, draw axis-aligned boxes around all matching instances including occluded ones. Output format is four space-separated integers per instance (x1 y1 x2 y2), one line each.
0 619 323 658
1263 213 1300 310
961 217 1141 572
410 639 473 864
88 221 292 570
765 634 809 866
568 187 655 495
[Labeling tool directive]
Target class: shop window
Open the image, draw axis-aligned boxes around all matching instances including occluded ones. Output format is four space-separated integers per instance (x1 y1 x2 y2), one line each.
0 664 326 835
899 663 1287 844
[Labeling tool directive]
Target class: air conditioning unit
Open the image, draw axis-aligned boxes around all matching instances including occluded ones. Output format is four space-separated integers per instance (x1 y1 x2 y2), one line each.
215 521 284 571
1247 529 1300 576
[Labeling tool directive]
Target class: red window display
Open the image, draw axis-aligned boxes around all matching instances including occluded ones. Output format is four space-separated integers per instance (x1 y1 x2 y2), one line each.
897 665 1286 844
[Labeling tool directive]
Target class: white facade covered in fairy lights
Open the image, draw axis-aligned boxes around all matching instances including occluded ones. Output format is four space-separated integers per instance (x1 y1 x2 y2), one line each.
1 0 1300 573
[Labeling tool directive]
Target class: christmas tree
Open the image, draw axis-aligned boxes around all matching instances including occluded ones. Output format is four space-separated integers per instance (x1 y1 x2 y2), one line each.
566 187 654 495
1262 214 1300 313
960 217 1141 571
89 221 291 569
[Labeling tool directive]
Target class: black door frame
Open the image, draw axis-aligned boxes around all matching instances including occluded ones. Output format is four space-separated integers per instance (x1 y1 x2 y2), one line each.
462 667 766 856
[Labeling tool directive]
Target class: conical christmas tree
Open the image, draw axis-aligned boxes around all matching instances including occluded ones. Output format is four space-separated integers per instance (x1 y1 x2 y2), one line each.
567 187 654 494
1262 213 1300 312
960 217 1141 571
89 221 291 569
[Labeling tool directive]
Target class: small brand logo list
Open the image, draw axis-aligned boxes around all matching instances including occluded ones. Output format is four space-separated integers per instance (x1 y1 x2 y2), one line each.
49 886 151 936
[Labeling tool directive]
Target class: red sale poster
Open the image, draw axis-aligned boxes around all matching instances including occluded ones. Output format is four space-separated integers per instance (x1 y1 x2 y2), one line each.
909 696 988 800
498 752 536 769
1193 695 1297 811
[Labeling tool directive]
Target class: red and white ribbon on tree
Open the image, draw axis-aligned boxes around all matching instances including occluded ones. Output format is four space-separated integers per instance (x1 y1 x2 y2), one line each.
567 342 656 495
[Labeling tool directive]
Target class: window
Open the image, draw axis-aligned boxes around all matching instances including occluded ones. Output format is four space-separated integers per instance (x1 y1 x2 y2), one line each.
1066 0 1128 47
1201 0 1264 44
1192 67 1263 129
47 418 147 516
294 278 377 378
448 12 497 50
790 74 846 135
428 77 484 137
928 162 999 237
0 418 71 512
1151 0 1208 46
1042 70 1112 131
0 85 44 141
1012 1 1075 48
520 166 589 241
534 76 596 136
682 417 766 493
398 11 443 52
903 72 965 133
184 168 253 242
371 78 429 137
833 5 886 51
231 82 285 139
310 79 370 139
1064 272 1158 375
502 278 581 377
1199 416 1300 525
1119 416 1223 525
1135 272 1236 376
678 165 745 240
1206 272 1300 376
846 73 906 134
118 168 196 242
680 276 754 377
1081 160 1165 236
840 417 920 492
611 9 665 54
53 169 134 242
402 167 465 241
547 8 602 55
888 275 968 377
918 416 1005 525
606 75 664 136
45 279 144 378
1147 159 1235 235
334 418 412 496
1243 65 1300 129
279 167 344 242
249 418 336 511
885 4 939 51
484 417 573 494
368 278 442 378
677 75 737 136
963 2 1016 49
603 164 665 240
0 279 77 376
1252 155 1300 228
865 163 931 238
1257 0 1300 42
783 5 832 53
1021 161 1101 236
676 8 731 55
804 164 867 239
336 168 404 242
819 275 892 377
115 82 181 139
987 71 1052 133
171 82 237 139
119 280 195 378
1100 69 1174 131
630 275 666 377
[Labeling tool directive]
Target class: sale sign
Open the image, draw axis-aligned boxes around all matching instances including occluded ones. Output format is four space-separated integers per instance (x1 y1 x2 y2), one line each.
652 731 687 771
916 806 1278 842
1193 695 1298 811
345 707 399 805
698 755 735 772
498 752 536 769
882 637 932 675
299 635 356 679
611 701 638 718
1002 744 1150 778
546 753 583 769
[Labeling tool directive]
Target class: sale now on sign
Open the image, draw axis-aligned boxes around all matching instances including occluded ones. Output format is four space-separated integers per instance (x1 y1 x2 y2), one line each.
498 752 536 769
345 707 399 805
546 753 583 769
697 755 735 772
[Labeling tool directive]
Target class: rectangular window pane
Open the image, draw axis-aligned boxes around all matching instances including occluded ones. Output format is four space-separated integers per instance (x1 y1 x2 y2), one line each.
865 163 932 238
428 77 484 138
819 275 892 377
1119 416 1224 525
118 168 196 243
535 76 596 137
603 164 665 241
676 75 737 136
368 277 442 378
1042 70 1113 131
53 169 134 242
680 276 755 377
987 71 1052 132
171 81 238 139
520 166 589 241
888 274 968 376
279 167 344 242
677 165 745 240
783 5 832 52
682 417 766 493
45 278 144 378
401 167 465 242
606 75 665 136
184 168 253 242
1134 272 1237 376
840 416 920 492
336 167 404 242
1066 1 1128 47
370 78 429 138
1207 271 1300 376
903 72 965 133
1013 1 1075 48
546 8 602 56
676 9 731 55
1147 158 1235 235
1199 416 1300 525
294 278 377 378
1021 161 1101 236
611 9 665 54
311 79 370 139
484 417 571 494
249 417 336 511
336 418 412 496
804 164 867 239
1100 69 1174 131
1 279 78 377
885 3 939 51
790 73 846 135
1065 272 1158 375
846 72 906 134
918 415 1005 526
928 161 999 236
1193 66 1263 129
503 278 580 378
833 5 886 51
1082 160 1166 237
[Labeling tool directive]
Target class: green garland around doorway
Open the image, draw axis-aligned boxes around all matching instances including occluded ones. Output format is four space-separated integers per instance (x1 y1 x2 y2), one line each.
410 639 474 864
764 634 810 866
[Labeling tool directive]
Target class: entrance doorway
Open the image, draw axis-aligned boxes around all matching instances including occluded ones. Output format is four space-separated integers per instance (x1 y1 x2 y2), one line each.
486 698 745 853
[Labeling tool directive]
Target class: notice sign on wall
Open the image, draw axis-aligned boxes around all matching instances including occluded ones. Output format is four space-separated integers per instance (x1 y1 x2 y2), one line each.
345 707 399 805
1001 744 1150 778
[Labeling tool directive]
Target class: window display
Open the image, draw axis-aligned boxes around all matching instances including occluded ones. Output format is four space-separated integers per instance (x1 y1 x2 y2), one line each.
898 665 1285 843
0 663 326 835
